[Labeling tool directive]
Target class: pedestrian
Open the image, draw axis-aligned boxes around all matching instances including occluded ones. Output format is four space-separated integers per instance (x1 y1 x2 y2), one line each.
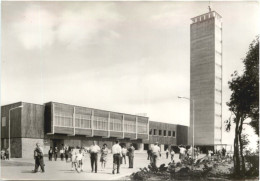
100 144 108 170
76 149 84 172
112 140 122 174
71 148 77 170
54 147 58 161
48 147 53 161
222 147 226 157
170 149 175 161
147 148 151 160
32 143 45 173
65 146 69 162
178 145 186 161
127 144 135 168
121 146 127 164
5 149 9 160
89 141 100 173
1 149 6 160
60 147 65 161
151 142 160 168
166 148 169 159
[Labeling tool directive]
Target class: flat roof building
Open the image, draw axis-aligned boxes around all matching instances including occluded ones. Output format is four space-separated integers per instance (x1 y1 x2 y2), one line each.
1 101 188 158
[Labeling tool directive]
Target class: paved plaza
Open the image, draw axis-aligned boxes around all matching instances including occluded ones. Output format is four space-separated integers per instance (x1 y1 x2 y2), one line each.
1 153 181 180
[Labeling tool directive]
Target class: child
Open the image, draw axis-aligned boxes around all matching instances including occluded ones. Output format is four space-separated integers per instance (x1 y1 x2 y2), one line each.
71 148 77 171
75 149 83 172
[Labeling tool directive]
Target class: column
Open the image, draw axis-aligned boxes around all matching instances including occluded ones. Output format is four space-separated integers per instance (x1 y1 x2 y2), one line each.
73 107 76 135
138 143 144 151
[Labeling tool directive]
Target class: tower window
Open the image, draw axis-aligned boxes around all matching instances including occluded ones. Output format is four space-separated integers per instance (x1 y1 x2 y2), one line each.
172 131 176 137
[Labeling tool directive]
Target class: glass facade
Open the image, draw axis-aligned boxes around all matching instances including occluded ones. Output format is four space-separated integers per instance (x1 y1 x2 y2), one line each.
52 103 148 135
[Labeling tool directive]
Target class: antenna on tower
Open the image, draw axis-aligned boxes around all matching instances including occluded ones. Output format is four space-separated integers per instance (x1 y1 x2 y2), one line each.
208 1 212 12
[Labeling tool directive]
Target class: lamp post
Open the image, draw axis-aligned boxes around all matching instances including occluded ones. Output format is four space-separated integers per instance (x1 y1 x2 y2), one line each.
178 96 195 160
8 105 23 158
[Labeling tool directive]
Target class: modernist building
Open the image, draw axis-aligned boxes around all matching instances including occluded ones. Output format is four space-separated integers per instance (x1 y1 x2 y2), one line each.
190 10 223 146
1 102 188 158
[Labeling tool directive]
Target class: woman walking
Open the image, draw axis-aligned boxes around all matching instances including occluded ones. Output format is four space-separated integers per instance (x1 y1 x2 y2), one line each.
100 144 108 170
127 144 135 168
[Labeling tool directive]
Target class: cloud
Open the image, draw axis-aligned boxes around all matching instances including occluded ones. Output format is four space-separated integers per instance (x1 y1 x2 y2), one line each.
12 5 57 49
11 3 123 50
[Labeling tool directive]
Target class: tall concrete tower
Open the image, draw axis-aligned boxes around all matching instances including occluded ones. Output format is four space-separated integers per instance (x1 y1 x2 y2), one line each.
190 10 222 146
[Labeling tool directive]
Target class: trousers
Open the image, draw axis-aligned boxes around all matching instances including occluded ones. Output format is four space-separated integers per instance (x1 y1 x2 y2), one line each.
90 153 98 172
113 154 120 173
34 157 45 172
128 156 134 168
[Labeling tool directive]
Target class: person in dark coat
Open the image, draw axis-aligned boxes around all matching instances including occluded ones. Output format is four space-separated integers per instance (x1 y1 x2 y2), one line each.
65 146 69 162
147 149 151 160
127 144 135 168
48 147 53 161
5 149 9 160
33 143 45 173
54 147 58 161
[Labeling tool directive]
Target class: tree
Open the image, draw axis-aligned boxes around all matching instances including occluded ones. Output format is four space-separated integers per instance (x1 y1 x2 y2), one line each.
226 36 259 177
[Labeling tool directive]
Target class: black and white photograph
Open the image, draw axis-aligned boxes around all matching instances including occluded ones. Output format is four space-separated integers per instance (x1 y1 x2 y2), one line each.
0 1 259 180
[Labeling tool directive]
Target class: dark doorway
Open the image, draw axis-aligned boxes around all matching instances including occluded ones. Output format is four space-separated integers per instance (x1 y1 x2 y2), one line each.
144 144 149 150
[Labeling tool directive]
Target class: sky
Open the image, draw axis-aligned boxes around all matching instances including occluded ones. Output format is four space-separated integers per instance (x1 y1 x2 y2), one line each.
1 1 259 147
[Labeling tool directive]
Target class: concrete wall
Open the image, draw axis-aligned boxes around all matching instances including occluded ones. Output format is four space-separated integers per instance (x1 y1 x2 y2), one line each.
21 103 45 138
22 138 44 158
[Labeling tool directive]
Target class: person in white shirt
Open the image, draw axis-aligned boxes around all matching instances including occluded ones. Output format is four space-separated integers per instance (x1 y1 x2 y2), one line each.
178 145 186 161
151 142 160 167
121 146 127 165
112 140 122 174
76 149 84 172
89 141 100 173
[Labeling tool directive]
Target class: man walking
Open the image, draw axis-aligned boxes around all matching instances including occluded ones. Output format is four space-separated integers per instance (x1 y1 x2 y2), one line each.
151 142 160 168
89 141 100 173
112 140 122 174
48 147 53 161
127 144 135 168
33 143 45 173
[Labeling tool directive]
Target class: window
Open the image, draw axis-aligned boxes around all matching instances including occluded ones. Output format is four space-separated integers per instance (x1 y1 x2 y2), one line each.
163 130 166 136
54 113 73 127
153 129 157 135
110 118 122 132
149 129 152 135
75 114 91 129
2 117 6 127
124 120 136 133
93 116 108 130
168 131 171 136
138 122 147 134
159 130 162 136
172 131 176 137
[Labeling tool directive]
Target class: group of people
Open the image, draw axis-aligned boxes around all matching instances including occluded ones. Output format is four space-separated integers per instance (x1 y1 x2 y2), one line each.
48 145 70 161
33 140 136 174
1 149 9 160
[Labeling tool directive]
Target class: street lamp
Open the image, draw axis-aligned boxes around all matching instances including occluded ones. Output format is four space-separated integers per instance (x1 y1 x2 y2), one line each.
9 105 23 158
178 96 195 160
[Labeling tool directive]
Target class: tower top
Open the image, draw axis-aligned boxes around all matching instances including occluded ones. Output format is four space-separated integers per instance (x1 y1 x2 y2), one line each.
191 11 222 24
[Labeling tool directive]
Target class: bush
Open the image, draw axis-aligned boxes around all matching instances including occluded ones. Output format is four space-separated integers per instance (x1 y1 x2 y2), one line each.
245 152 259 177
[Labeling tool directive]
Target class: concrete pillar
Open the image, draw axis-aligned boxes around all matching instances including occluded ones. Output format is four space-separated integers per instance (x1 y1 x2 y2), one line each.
138 143 144 151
